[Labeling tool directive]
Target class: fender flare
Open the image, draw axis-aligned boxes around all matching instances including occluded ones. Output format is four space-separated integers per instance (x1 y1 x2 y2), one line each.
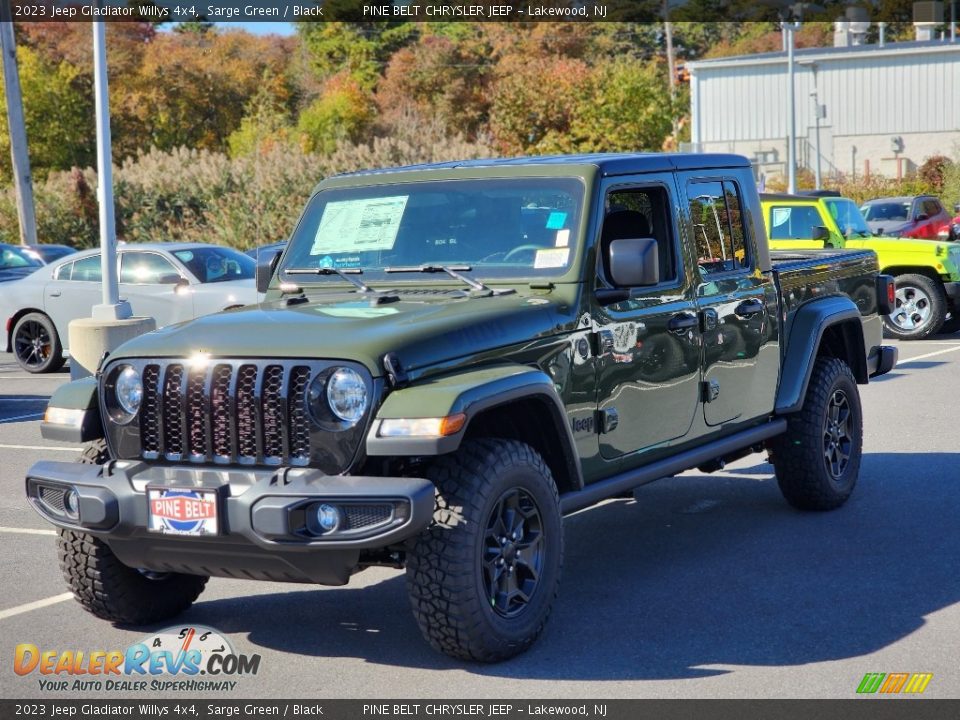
776 296 866 415
40 376 104 444
366 364 583 490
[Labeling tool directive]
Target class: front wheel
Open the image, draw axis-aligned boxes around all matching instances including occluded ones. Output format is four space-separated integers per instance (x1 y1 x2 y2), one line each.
770 358 863 511
406 439 563 662
58 439 208 625
883 274 946 340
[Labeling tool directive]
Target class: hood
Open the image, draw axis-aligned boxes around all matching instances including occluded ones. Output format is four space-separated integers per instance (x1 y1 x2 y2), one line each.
108 288 579 376
866 220 909 236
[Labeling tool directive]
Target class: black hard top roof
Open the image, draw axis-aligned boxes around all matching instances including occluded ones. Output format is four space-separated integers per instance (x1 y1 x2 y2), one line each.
337 152 751 178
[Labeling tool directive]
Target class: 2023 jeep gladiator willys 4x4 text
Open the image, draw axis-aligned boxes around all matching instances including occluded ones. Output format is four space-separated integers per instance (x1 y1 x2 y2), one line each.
27 154 897 662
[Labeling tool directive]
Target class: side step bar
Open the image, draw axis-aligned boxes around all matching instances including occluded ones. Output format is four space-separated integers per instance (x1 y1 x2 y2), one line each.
560 419 788 515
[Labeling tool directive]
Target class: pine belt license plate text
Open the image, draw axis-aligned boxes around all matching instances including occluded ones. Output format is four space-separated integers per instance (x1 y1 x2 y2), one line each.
147 487 219 536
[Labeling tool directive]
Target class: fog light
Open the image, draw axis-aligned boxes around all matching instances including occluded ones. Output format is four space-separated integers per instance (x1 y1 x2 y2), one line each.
316 504 342 532
63 487 80 520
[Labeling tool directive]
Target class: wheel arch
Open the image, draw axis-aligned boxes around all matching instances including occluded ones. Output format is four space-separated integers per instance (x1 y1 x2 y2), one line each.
776 296 867 415
880 266 943 285
366 365 583 494
5 306 47 352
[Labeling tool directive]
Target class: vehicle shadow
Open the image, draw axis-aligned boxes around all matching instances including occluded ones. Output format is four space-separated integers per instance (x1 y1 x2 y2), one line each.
177 452 960 680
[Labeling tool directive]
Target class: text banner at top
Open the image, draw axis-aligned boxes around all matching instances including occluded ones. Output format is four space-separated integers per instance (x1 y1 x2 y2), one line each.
8 0 934 24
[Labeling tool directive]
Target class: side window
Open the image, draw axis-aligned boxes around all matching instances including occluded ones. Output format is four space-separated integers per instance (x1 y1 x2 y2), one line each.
768 205 823 240
121 252 179 284
922 199 941 217
688 181 750 275
601 186 677 286
70 254 102 282
54 261 74 280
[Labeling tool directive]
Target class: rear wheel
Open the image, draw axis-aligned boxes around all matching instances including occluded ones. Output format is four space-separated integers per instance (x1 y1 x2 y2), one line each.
883 274 946 340
13 312 64 373
406 439 563 662
57 439 208 624
770 358 863 511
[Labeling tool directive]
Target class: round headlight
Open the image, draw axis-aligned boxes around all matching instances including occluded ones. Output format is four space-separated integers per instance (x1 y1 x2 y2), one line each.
115 365 143 416
326 368 367 423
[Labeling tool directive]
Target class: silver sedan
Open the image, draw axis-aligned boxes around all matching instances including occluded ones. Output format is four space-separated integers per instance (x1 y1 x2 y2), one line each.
2 242 261 373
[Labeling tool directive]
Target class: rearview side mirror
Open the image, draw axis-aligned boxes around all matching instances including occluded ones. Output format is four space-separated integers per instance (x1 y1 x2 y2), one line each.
915 213 929 222
811 225 830 242
158 273 183 285
608 237 659 288
256 249 283 293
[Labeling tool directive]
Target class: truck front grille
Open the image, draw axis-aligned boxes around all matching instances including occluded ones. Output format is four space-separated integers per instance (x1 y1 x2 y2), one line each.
139 360 320 467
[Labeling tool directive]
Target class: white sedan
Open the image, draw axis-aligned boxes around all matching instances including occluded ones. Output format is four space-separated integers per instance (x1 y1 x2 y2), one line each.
2 242 261 373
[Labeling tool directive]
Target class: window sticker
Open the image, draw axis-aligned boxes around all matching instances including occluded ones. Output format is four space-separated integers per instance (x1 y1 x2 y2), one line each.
546 211 567 230
555 229 570 247
310 196 409 256
534 247 569 269
771 207 791 228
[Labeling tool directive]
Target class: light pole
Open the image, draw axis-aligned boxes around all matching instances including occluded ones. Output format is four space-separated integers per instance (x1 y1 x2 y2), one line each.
783 22 800 194
91 20 130 321
800 60 822 189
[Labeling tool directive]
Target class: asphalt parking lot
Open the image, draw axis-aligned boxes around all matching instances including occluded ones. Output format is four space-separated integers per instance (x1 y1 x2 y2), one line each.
1 339 959 700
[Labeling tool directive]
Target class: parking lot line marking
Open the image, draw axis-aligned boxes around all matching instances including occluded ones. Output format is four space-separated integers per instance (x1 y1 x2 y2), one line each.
0 412 43 423
899 345 960 363
0 593 73 621
0 526 57 536
0 443 80 451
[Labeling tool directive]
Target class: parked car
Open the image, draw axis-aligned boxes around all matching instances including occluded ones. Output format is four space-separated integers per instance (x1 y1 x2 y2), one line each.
26 243 77 263
0 243 45 283
245 241 287 260
27 153 895 662
763 193 960 339
937 202 960 242
2 242 260 373
860 195 951 239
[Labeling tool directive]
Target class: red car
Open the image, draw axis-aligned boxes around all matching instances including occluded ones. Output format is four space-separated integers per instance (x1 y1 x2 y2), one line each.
937 202 960 242
860 195 951 239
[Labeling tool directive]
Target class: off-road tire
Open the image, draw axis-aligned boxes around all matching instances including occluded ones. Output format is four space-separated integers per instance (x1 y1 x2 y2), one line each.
57 439 208 624
13 312 65 373
406 439 563 662
770 358 863 511
883 274 946 340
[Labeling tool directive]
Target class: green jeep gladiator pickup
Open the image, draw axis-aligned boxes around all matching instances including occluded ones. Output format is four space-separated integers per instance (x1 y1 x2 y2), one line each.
27 154 896 662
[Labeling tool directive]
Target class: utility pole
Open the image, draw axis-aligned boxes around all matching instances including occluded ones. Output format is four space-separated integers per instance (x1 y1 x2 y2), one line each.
0 10 37 246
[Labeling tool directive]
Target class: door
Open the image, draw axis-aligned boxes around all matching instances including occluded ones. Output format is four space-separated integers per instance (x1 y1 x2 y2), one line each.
43 254 107 339
118 250 194 328
593 176 703 461
680 176 778 427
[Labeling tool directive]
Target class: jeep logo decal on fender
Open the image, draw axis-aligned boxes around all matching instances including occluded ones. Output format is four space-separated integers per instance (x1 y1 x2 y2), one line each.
571 415 594 434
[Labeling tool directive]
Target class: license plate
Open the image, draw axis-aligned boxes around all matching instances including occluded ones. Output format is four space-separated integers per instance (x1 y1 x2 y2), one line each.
147 487 219 536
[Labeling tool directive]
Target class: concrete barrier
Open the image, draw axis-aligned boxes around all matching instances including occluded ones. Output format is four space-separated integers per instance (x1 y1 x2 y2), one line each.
68 317 156 379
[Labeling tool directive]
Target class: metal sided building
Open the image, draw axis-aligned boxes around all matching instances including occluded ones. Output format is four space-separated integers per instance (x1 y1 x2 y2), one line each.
687 40 960 181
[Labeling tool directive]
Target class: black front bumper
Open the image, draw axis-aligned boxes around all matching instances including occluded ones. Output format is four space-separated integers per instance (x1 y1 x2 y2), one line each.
25 461 435 586
868 344 898 378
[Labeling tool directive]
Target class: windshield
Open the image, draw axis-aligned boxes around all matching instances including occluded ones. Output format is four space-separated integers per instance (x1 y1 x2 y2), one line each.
280 178 585 284
824 198 871 237
0 245 44 269
172 247 255 283
861 201 910 222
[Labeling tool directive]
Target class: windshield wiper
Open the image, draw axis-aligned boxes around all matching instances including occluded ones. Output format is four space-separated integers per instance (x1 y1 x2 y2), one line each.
284 266 374 293
385 264 495 293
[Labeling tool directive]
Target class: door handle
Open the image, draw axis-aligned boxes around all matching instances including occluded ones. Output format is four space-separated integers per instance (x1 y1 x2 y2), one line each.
48 290 61 298
667 312 698 333
735 299 764 318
